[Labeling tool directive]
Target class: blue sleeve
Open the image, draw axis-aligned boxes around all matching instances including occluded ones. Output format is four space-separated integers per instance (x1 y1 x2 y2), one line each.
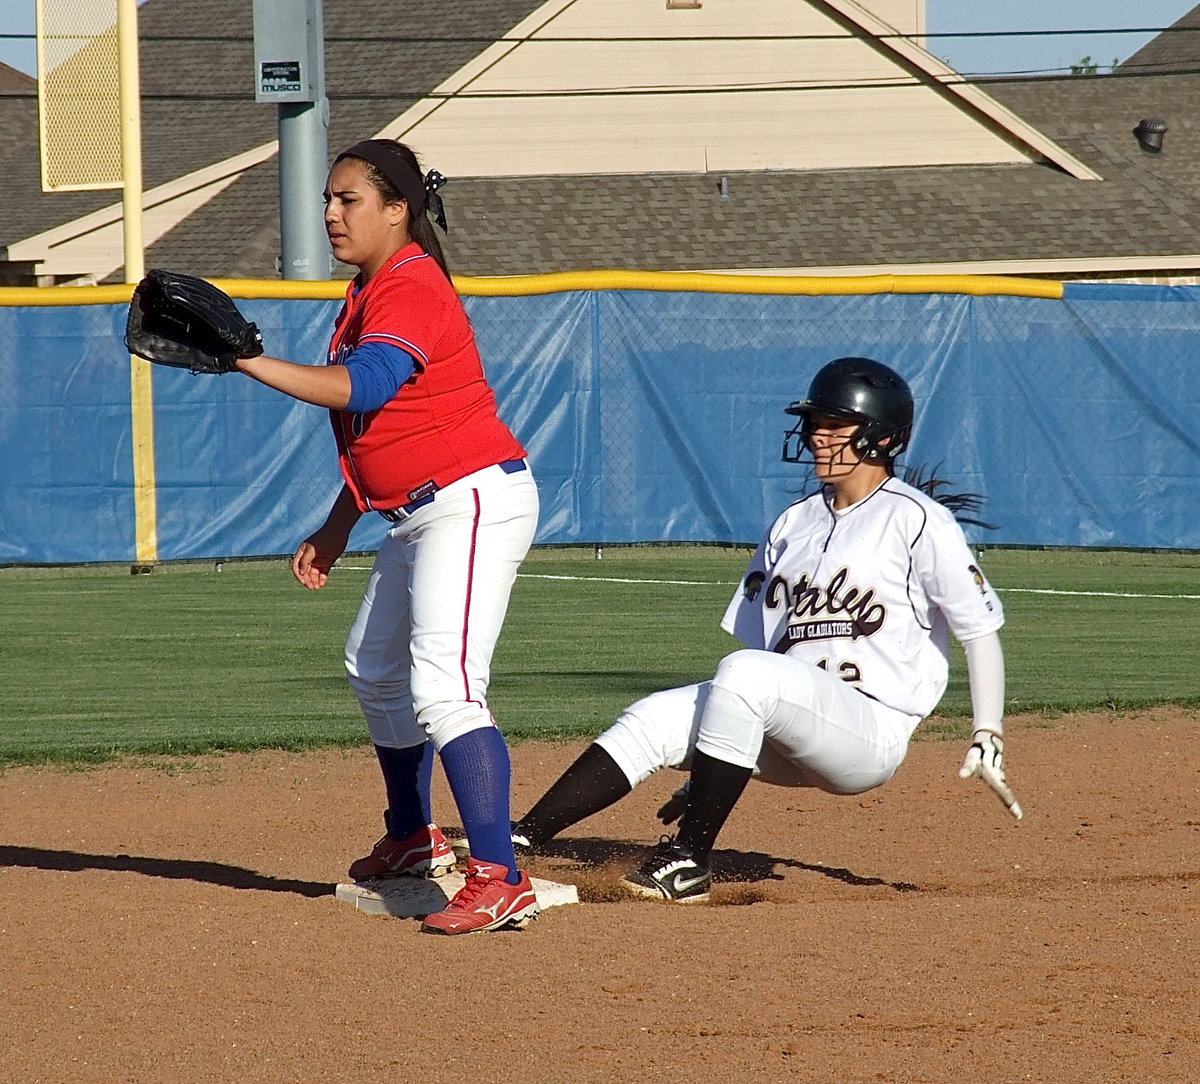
342 341 417 413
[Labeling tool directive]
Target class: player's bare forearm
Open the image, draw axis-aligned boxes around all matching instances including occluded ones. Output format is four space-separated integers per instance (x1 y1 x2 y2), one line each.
319 485 363 535
236 354 352 410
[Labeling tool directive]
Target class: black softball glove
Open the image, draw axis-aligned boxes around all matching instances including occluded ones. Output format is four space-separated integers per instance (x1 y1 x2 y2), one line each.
125 269 264 374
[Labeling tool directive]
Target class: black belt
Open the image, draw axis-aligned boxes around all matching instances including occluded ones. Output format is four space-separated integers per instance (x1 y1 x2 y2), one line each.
378 458 527 522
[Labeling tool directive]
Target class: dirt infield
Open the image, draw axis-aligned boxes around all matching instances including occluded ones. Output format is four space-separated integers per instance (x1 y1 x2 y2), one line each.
2 708 1197 1083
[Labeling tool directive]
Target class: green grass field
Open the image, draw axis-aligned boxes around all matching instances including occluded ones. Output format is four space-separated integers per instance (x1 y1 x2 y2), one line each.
2 546 1198 766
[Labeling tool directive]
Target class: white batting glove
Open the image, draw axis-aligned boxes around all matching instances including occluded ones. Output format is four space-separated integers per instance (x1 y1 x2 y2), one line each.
959 730 1023 820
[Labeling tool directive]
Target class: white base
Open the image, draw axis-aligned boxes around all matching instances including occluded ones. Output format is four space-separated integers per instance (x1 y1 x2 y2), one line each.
335 873 579 919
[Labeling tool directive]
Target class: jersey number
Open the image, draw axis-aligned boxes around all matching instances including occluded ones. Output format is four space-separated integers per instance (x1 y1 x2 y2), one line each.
816 657 862 685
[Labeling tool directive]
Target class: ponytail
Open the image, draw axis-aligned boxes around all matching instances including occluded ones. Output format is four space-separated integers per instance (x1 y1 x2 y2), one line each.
901 464 996 529
409 212 451 280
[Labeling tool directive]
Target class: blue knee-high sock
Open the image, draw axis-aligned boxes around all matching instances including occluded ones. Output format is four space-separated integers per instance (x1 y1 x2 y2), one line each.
374 742 434 839
439 727 520 883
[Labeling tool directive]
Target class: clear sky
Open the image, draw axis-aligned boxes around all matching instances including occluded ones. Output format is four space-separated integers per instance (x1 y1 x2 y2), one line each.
924 0 1197 76
0 2 36 75
0 1 1196 78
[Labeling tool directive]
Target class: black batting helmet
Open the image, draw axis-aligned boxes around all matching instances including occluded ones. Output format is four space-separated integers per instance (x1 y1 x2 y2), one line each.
782 357 914 464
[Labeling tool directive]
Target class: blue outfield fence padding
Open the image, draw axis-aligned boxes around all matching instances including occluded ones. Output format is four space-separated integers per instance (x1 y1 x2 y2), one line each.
1 281 1199 564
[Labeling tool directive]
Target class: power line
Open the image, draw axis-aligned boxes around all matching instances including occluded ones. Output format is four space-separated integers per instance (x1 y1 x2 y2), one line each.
2 62 1194 103
3 25 1197 89
2 26 1200 45
157 27 1198 42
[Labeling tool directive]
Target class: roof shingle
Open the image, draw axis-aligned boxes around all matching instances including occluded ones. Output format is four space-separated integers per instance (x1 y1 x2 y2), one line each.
4 1 1200 283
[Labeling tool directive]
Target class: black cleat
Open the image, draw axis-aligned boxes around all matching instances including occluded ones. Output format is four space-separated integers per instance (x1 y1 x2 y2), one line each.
619 837 712 903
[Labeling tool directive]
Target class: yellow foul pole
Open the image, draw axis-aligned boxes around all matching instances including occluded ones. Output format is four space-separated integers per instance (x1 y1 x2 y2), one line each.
118 0 155 564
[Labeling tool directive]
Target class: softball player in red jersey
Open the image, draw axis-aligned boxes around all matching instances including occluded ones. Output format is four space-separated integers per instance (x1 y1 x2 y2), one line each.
234 138 540 934
512 358 1020 903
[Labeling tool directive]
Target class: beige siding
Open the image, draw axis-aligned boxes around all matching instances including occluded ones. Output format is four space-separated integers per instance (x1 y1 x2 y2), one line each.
472 39 905 92
387 0 1024 176
537 0 922 38
411 87 1027 176
866 0 924 37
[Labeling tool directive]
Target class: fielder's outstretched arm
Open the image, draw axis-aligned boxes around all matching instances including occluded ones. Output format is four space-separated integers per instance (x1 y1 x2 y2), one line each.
236 354 353 410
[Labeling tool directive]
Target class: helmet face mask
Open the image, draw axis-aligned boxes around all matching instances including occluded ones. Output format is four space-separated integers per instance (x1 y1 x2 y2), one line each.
782 408 868 465
782 357 913 468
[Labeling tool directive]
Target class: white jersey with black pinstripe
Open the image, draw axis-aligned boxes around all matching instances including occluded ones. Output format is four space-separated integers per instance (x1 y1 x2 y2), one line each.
721 477 1004 720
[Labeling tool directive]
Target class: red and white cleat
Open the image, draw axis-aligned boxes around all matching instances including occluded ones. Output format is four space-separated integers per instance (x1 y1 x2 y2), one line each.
420 858 540 934
348 823 456 881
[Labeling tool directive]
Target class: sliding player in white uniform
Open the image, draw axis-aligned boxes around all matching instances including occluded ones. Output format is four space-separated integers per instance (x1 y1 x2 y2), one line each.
511 357 1021 902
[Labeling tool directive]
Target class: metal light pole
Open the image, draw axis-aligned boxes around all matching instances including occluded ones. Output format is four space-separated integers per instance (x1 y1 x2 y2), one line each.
252 0 330 280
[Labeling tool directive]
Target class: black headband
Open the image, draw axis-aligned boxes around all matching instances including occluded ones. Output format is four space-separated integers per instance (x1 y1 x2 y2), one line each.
334 140 449 232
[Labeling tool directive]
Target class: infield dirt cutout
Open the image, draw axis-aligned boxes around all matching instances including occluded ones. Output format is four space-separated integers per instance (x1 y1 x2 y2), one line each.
2 708 1196 1082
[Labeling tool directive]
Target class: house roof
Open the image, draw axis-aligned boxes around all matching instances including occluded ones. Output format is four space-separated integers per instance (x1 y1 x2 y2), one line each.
0 60 35 94
1119 6 1200 75
3 0 1200 285
1 1 517 236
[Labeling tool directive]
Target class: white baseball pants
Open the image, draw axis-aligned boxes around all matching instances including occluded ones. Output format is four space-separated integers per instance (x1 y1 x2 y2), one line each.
343 461 539 751
596 648 918 795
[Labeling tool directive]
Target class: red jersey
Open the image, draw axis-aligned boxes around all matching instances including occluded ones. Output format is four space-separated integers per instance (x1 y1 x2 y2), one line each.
327 243 527 511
